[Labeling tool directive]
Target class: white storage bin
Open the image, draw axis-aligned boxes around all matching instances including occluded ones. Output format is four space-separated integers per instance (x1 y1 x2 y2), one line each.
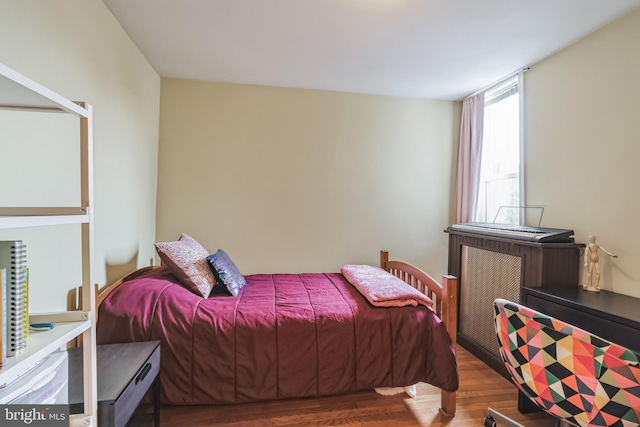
0 350 68 404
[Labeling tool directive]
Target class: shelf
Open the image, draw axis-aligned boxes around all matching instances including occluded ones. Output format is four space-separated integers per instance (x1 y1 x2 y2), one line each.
0 63 88 117
0 312 91 389
0 215 89 229
0 60 97 426
0 208 89 229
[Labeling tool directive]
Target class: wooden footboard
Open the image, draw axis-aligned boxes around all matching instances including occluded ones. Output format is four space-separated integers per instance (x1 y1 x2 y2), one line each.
380 250 458 416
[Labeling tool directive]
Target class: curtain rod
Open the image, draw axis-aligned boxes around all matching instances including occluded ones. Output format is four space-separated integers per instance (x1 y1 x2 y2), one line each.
464 66 531 100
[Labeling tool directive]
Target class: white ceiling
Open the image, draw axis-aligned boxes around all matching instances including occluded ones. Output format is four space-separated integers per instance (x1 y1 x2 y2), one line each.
102 0 640 101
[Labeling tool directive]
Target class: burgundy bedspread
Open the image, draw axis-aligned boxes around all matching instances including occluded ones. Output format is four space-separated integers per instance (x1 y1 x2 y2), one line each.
97 267 458 405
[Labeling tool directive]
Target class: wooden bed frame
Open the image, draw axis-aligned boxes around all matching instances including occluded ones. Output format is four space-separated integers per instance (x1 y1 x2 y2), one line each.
379 250 458 416
71 250 458 416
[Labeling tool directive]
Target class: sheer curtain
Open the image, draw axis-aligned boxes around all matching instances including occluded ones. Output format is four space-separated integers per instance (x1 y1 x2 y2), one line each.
454 92 484 223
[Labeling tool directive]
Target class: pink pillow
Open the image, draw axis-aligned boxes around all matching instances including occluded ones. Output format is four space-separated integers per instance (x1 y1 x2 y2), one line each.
154 233 216 298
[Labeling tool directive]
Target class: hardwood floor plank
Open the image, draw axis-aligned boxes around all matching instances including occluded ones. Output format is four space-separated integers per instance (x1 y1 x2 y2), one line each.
127 346 558 427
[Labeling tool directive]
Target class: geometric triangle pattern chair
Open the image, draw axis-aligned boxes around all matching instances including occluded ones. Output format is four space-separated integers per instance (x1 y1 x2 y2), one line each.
488 298 640 427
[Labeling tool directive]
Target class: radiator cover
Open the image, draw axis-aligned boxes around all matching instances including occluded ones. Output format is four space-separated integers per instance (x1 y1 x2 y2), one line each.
459 245 522 361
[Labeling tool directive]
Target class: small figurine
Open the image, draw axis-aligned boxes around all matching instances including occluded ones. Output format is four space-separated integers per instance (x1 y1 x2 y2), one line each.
583 235 618 292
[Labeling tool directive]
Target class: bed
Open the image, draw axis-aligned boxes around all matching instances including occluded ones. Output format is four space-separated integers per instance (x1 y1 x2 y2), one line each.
90 249 459 415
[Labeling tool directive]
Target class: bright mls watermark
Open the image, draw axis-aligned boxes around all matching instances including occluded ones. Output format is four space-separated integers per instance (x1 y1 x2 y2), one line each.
1 405 68 426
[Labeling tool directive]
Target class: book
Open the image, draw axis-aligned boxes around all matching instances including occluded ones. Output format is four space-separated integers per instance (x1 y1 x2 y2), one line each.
0 241 27 356
0 268 6 367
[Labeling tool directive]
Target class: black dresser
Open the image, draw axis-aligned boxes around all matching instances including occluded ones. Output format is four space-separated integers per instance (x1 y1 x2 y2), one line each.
522 286 640 356
519 286 640 412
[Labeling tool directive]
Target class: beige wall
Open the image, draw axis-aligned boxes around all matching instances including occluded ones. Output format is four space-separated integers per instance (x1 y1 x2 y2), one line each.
0 0 160 311
525 8 640 297
8 0 633 313
158 79 461 277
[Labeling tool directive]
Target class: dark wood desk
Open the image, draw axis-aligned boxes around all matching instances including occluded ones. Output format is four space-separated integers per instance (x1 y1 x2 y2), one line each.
522 286 640 355
519 286 640 412
69 341 161 427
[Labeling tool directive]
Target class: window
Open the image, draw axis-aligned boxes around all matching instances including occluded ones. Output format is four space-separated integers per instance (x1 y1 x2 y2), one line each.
474 75 522 224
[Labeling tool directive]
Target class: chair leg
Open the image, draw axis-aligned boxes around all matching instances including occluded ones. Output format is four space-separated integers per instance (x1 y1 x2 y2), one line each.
487 407 578 427
486 408 527 427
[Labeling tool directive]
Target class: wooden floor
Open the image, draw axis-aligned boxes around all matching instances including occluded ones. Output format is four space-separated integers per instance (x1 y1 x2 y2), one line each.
130 346 557 427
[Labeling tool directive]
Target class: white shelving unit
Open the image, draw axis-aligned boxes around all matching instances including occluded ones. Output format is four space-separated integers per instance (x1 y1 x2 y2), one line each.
0 62 97 427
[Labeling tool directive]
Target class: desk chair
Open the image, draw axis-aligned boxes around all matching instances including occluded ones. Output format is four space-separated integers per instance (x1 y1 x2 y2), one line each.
486 298 640 427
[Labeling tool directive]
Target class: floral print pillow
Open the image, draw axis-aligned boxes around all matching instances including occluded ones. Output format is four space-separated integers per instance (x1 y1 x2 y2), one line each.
155 233 216 298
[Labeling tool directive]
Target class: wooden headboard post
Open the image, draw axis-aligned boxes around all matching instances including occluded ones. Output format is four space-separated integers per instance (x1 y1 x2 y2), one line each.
439 274 458 416
441 275 458 344
380 250 389 270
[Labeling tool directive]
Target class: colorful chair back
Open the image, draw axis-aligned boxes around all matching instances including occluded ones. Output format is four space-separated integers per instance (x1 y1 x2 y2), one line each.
494 298 640 427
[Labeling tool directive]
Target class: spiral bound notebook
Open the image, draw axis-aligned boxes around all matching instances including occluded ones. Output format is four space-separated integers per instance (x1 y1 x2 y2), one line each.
0 268 6 367
0 240 28 357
